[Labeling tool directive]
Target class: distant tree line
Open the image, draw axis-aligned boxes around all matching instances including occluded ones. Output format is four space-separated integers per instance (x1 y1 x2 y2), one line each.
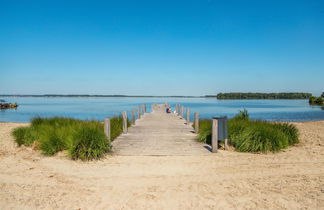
0 94 202 98
309 92 324 105
215 92 312 99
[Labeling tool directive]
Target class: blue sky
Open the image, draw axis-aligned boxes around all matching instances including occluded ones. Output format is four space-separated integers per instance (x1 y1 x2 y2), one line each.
1 0 323 96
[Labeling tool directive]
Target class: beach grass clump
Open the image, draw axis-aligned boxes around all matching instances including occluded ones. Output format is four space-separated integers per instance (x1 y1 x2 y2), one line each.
110 117 128 141
229 120 289 152
69 123 110 160
233 109 249 121
195 119 212 144
12 126 38 146
195 110 299 153
11 116 127 160
273 122 299 145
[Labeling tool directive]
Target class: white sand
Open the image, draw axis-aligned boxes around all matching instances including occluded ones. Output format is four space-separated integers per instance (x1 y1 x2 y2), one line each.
0 121 323 209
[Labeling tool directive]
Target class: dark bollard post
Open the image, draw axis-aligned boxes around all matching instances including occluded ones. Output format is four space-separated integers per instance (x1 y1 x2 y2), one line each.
212 116 228 152
122 111 127 134
104 118 111 141
194 112 199 133
138 105 141 119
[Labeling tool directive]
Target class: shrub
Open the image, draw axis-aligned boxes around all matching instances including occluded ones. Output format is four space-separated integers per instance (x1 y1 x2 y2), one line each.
273 122 299 145
230 121 289 152
194 110 299 153
233 109 249 121
69 123 109 160
12 126 39 146
110 117 124 141
309 96 324 105
196 119 212 144
12 127 30 146
11 117 125 160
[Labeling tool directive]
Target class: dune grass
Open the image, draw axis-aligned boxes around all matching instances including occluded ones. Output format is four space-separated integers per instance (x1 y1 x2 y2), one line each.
12 116 130 160
195 110 299 153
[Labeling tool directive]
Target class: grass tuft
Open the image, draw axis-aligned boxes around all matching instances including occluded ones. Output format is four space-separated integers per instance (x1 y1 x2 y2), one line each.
69 123 109 160
11 116 127 160
195 110 299 153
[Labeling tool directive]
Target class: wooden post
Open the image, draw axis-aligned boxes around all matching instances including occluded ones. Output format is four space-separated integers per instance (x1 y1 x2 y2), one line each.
104 118 111 141
181 106 184 119
224 117 229 150
138 105 141 119
132 109 136 125
177 104 180 115
122 111 127 134
186 108 190 125
144 104 147 113
212 119 218 152
194 112 199 133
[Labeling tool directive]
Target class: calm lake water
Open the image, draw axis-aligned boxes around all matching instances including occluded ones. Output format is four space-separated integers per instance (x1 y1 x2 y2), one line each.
0 97 323 122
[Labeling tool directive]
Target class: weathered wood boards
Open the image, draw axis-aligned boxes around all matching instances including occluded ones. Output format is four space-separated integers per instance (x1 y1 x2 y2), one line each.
194 112 199 133
104 118 111 141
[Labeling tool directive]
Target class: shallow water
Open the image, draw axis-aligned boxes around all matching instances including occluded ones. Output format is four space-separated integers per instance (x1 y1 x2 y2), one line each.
0 97 323 122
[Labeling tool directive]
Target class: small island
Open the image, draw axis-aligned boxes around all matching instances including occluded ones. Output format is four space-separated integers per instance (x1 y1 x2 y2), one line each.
0 99 18 109
215 92 312 99
309 92 324 105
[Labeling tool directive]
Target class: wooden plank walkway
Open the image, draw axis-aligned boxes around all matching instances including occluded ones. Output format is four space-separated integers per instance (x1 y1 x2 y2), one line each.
112 104 211 155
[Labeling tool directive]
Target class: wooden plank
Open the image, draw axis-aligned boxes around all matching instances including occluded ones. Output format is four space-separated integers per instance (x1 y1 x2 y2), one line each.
122 111 127 134
212 119 218 153
194 112 199 133
104 118 111 141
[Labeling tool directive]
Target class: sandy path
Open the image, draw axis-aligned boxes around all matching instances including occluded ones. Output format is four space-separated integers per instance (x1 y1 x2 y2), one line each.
0 121 323 209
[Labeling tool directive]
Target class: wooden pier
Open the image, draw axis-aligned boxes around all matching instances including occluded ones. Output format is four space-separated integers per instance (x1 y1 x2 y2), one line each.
112 104 211 155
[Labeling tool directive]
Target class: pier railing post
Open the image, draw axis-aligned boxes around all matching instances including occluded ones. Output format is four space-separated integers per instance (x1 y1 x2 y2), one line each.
122 111 127 134
132 109 136 125
104 118 111 141
186 108 190 125
224 117 229 150
194 112 199 133
212 118 218 152
138 105 141 119
181 106 184 119
144 104 147 113
177 104 180 115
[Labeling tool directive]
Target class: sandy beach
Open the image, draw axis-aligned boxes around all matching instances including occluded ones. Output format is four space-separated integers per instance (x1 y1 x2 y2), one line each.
0 121 323 209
